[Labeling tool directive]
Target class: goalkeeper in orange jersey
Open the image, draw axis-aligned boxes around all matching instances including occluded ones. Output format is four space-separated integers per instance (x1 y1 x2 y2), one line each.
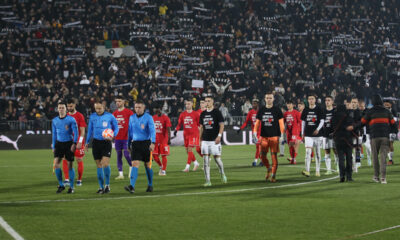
253 92 285 182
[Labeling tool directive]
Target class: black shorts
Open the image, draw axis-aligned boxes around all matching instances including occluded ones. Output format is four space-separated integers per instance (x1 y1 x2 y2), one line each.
92 139 112 160
131 140 152 162
54 141 74 162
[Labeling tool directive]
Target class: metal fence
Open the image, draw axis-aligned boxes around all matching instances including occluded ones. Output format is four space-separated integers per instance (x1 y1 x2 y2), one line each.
4 116 248 131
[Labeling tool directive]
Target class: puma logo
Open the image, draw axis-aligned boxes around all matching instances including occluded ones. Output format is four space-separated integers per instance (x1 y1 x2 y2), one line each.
0 134 22 150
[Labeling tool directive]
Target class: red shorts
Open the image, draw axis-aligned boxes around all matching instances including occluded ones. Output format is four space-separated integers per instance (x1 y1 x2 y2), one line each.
153 143 170 156
286 132 301 143
74 147 85 158
184 135 199 147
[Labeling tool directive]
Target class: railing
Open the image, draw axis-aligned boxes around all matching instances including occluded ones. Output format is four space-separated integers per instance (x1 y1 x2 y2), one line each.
4 116 248 131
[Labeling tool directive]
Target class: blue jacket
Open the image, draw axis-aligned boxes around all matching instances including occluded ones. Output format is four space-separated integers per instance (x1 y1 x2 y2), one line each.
52 115 79 149
128 113 156 143
86 112 119 144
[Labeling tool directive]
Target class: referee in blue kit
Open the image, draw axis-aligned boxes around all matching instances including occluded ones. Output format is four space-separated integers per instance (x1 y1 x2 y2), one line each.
125 100 156 193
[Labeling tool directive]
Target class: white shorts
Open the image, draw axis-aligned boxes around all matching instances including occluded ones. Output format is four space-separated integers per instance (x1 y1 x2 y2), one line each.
363 134 371 146
352 137 363 145
304 137 323 148
323 137 335 150
389 133 397 142
201 141 222 156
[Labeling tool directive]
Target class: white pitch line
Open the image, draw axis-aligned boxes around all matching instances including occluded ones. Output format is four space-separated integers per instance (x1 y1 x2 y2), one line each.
0 216 24 240
0 176 338 205
344 225 400 239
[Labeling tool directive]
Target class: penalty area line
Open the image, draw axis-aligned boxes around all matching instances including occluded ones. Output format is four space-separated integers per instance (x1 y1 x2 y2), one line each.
341 225 400 240
0 216 25 240
0 176 338 205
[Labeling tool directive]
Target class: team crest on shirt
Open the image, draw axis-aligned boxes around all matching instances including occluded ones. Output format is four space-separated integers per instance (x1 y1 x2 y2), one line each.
65 125 69 130
103 121 108 127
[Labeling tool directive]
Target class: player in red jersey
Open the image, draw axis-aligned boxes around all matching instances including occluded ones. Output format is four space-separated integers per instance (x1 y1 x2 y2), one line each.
238 99 261 166
113 95 134 180
175 98 201 172
62 98 87 186
284 99 302 164
152 104 172 176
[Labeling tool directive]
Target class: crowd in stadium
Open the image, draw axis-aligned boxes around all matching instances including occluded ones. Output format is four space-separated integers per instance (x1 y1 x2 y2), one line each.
0 0 399 128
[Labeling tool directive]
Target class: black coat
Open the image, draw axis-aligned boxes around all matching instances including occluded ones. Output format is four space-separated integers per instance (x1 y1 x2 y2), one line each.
332 106 354 147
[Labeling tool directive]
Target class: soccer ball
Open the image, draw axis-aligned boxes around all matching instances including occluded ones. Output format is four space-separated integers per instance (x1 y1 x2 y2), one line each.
102 129 114 139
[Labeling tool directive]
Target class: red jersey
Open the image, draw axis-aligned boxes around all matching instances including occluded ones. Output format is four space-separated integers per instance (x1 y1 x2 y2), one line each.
176 110 200 136
113 108 134 140
284 110 301 135
241 109 261 135
67 111 87 138
153 114 172 144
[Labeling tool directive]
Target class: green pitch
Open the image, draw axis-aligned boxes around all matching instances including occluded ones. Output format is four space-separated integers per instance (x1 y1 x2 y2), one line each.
1 144 400 240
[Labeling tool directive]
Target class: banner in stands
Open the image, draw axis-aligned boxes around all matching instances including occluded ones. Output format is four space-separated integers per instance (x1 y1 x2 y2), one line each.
96 45 135 58
0 129 255 150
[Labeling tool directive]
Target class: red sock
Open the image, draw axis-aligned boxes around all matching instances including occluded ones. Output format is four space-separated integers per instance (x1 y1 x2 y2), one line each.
187 151 195 164
162 155 167 171
62 159 69 179
311 150 314 158
255 145 260 159
294 152 297 158
153 155 162 167
289 146 294 158
77 161 84 180
196 146 203 157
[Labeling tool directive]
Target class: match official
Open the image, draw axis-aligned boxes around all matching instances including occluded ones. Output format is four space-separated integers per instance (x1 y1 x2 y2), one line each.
125 100 156 193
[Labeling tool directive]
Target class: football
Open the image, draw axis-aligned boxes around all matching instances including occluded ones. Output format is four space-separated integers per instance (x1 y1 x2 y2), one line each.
102 128 114 139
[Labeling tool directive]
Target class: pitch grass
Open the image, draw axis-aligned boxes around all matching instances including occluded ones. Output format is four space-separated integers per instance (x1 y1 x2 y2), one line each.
0 144 400 240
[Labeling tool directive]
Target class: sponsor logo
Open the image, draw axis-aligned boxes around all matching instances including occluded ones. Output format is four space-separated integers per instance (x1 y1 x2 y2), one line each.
0 134 22 150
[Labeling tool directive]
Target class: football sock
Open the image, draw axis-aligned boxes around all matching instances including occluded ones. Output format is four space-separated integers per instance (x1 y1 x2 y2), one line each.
145 167 153 187
55 168 63 186
305 148 312 172
104 166 111 185
325 156 331 171
203 155 210 182
271 154 278 174
315 147 321 173
116 150 123 172
123 149 132 166
289 146 294 158
214 157 225 175
77 161 84 180
196 146 203 157
96 167 104 189
130 167 138 188
311 150 314 158
153 155 162 167
260 154 270 169
294 152 298 159
62 159 69 179
255 145 260 159
69 168 75 189
279 143 285 154
388 152 393 161
162 155 168 171
187 151 195 164
185 164 190 170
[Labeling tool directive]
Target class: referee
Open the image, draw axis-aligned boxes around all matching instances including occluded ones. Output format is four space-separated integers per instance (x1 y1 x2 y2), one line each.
125 100 156 193
52 101 79 194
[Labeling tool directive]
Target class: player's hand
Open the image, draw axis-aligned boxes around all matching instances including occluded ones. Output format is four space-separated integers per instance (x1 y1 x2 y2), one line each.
70 143 76 153
149 143 155 152
346 126 354 131
76 142 82 149
85 144 89 152
362 134 366 143
215 136 221 144
173 130 177 137
312 130 319 136
252 132 258 144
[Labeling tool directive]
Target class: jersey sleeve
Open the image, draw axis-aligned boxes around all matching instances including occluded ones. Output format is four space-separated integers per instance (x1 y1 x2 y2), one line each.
256 109 262 120
276 108 284 119
70 117 79 143
85 115 93 145
301 109 306 121
128 116 133 144
165 116 172 128
52 119 57 149
176 113 183 130
147 114 156 143
79 113 87 128
110 114 119 137
217 110 224 123
241 111 252 130
199 112 204 126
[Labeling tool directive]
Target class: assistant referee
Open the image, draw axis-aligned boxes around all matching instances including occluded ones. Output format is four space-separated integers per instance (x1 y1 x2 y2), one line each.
125 100 156 193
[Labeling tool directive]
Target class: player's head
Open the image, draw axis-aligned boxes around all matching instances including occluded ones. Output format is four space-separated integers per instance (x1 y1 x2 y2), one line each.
94 98 105 115
58 100 67 117
205 96 214 109
252 99 259 109
185 98 194 111
153 103 162 116
351 97 358 110
286 99 294 111
115 95 125 109
199 98 206 110
134 99 145 115
325 96 333 108
264 91 274 106
383 100 392 109
358 99 365 110
298 101 305 112
307 93 317 107
66 98 76 113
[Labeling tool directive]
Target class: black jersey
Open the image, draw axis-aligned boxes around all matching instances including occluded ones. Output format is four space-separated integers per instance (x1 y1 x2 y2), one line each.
301 106 324 137
200 109 224 141
256 106 283 137
323 108 335 138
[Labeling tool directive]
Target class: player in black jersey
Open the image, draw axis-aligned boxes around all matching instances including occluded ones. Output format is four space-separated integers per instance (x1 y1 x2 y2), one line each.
322 96 337 175
301 93 325 177
199 96 227 187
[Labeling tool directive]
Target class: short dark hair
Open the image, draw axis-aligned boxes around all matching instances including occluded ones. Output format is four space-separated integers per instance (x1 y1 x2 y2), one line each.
205 95 214 100
185 98 194 102
66 98 75 104
325 96 333 100
265 91 274 96
307 92 317 98
94 97 102 104
135 99 145 105
58 100 67 107
286 99 295 104
115 95 125 100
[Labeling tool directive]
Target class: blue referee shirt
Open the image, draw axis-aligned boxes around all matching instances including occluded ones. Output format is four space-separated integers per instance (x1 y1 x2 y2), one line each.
128 113 156 144
86 111 119 144
52 115 79 149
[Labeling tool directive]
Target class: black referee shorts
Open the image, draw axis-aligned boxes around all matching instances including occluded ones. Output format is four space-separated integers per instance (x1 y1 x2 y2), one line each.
54 141 74 162
131 140 151 162
92 139 112 160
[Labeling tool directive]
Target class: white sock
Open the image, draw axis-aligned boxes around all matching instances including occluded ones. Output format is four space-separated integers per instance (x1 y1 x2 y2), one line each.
119 171 123 176
325 156 331 171
315 147 321 173
185 164 190 169
305 148 312 172
214 157 225 175
254 158 258 163
388 152 393 161
128 167 132 178
193 160 199 165
279 144 285 154
203 156 210 182
334 154 339 171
